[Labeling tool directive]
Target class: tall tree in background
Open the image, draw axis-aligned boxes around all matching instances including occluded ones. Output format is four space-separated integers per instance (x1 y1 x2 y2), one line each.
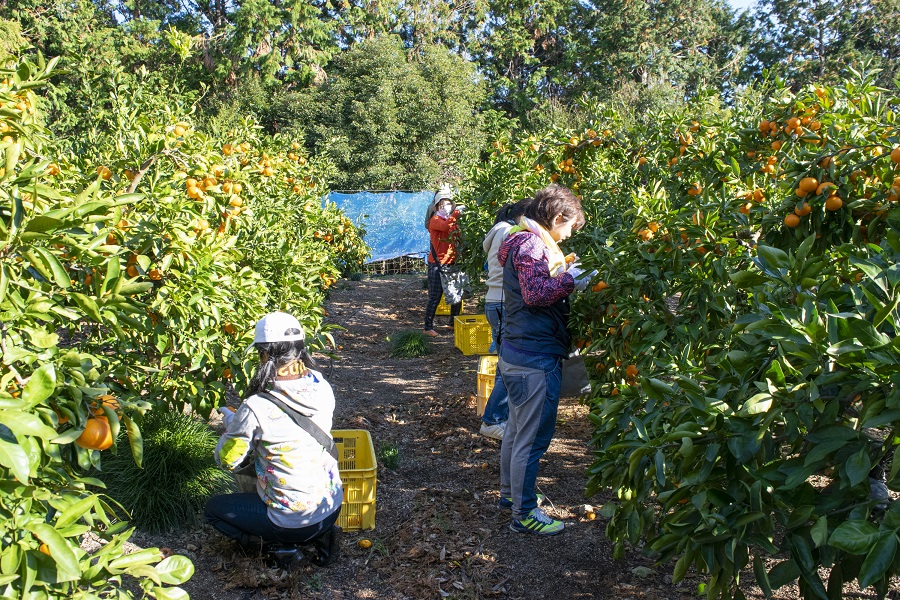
289 35 488 190
742 0 900 87
463 0 573 119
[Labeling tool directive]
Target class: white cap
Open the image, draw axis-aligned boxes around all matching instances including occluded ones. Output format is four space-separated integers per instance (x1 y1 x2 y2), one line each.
433 183 453 205
250 312 305 348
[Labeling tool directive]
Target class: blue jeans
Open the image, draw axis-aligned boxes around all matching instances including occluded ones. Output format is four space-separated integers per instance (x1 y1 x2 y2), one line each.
498 343 563 520
205 493 340 545
482 303 508 425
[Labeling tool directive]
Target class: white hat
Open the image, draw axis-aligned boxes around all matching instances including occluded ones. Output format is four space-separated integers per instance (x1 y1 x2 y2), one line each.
433 184 453 205
250 312 305 348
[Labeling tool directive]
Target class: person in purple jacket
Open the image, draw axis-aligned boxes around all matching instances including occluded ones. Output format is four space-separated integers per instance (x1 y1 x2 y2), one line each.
496 184 590 535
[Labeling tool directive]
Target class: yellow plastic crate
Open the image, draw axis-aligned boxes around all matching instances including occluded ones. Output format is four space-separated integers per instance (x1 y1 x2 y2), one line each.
476 355 498 416
436 294 463 316
454 314 492 355
332 429 377 531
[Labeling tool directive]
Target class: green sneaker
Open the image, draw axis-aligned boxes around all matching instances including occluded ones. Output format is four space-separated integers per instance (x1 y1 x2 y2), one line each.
509 508 564 536
498 494 545 510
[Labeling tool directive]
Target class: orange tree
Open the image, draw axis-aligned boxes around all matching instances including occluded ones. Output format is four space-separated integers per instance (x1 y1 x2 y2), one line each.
0 56 366 596
458 70 900 598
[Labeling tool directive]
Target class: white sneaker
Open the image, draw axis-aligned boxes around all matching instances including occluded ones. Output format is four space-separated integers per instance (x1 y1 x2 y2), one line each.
480 422 506 440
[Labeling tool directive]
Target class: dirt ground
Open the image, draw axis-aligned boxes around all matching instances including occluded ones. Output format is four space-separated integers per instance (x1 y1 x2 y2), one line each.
128 275 900 600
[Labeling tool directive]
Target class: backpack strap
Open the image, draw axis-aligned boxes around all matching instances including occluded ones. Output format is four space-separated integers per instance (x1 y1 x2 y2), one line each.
257 391 338 460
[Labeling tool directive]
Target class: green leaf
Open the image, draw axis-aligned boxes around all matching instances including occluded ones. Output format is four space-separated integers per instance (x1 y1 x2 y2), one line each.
857 532 898 589
33 247 71 289
55 495 97 529
0 427 30 482
22 364 56 407
123 414 143 469
729 271 769 289
153 586 190 600
155 555 194 585
754 555 773 598
108 548 162 571
847 318 891 349
829 520 879 555
768 558 800 590
70 293 103 322
810 517 828 548
757 245 790 270
845 447 872 487
27 522 80 582
0 410 58 440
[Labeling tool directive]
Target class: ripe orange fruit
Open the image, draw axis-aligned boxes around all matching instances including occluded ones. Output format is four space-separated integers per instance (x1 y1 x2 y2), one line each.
638 156 647 166
771 140 782 151
592 281 608 293
795 187 809 198
784 213 801 228
126 265 139 278
794 202 812 216
799 177 819 193
739 202 752 215
647 221 659 233
223 323 237 335
76 417 113 451
358 539 373 549
96 166 112 180
891 148 900 164
825 195 843 211
222 144 233 156
47 163 60 176
687 184 702 196
186 186 202 199
39 543 50 555
148 269 162 281
173 125 186 137
753 188 765 202
816 182 835 196
638 229 654 241
222 368 232 380
625 364 639 378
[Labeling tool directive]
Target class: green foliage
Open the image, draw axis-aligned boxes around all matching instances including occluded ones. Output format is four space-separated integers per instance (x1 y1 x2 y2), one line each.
388 329 431 358
377 441 400 470
288 35 488 190
743 0 900 88
458 68 900 598
97 410 233 533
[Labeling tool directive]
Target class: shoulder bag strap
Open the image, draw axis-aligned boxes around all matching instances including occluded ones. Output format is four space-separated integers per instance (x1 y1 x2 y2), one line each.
258 391 339 460
429 243 442 268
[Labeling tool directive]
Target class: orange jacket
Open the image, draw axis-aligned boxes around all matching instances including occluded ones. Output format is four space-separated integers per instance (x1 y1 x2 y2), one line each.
427 211 460 265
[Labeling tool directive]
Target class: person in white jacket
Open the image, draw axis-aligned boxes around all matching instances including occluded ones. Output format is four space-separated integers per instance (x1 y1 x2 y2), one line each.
205 312 343 567
480 198 531 440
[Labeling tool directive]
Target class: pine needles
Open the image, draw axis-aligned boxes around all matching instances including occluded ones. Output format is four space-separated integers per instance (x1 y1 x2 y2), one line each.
388 329 431 358
97 410 234 533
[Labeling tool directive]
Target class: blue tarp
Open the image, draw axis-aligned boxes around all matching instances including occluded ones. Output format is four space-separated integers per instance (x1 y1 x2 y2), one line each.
326 191 434 263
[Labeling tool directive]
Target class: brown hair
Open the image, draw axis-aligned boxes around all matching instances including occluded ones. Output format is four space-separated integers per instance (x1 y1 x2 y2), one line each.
524 184 585 231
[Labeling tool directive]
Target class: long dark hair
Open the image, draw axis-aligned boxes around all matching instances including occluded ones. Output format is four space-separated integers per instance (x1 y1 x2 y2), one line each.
246 339 318 396
494 197 532 225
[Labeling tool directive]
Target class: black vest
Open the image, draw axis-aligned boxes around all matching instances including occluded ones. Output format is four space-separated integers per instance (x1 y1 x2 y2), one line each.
501 238 571 357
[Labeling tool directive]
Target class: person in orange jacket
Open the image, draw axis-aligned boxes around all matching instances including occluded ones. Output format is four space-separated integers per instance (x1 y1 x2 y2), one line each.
423 188 462 336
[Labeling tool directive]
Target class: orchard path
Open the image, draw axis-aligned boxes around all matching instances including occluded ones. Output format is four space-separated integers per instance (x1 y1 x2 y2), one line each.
131 275 893 599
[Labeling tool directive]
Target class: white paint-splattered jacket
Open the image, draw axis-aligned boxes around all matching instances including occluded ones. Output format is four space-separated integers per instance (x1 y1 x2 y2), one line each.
215 371 343 527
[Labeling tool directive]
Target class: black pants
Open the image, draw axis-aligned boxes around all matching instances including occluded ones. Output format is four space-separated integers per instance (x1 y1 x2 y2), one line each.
424 263 461 330
205 492 340 545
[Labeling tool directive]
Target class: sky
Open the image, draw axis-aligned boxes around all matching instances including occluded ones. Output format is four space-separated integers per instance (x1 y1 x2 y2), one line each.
727 0 757 12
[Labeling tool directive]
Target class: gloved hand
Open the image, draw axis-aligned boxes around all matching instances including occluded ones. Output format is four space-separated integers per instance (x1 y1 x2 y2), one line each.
568 268 598 292
454 204 465 215
218 406 235 427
